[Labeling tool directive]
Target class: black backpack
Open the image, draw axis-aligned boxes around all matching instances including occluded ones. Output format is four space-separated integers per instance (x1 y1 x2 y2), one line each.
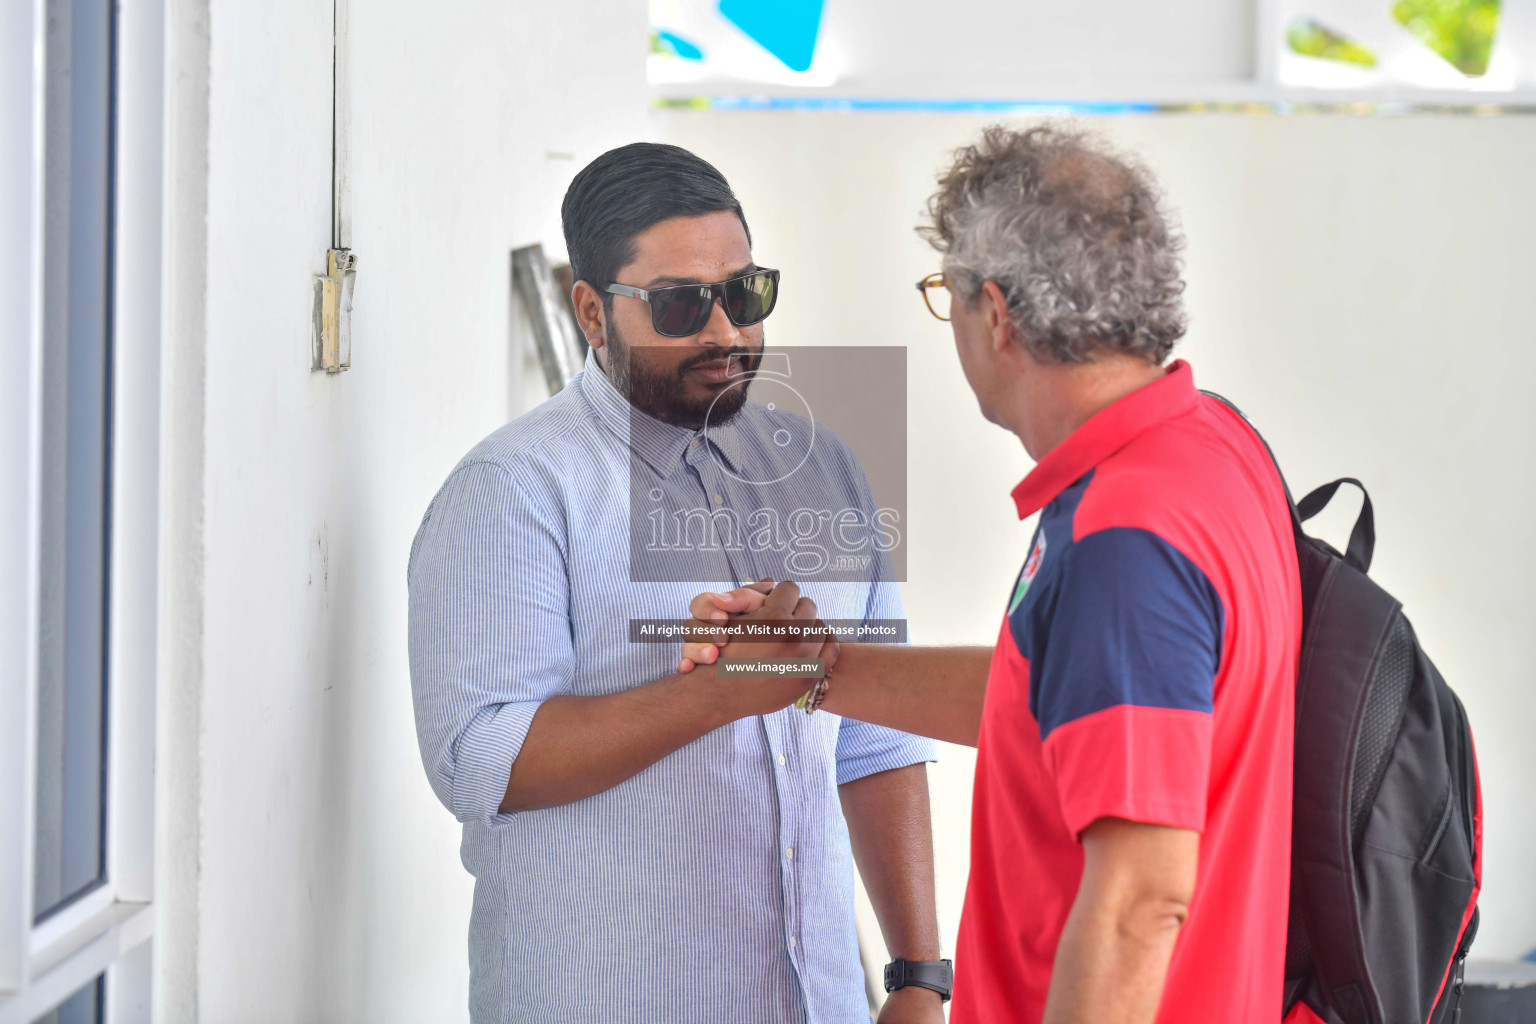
1208 395 1483 1024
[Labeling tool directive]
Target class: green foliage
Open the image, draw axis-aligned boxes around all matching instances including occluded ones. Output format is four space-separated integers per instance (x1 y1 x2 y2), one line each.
1287 18 1379 67
651 97 712 110
1391 0 1502 75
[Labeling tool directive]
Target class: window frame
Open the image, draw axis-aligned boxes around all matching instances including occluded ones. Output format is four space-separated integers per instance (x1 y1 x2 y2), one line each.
0 0 163 1019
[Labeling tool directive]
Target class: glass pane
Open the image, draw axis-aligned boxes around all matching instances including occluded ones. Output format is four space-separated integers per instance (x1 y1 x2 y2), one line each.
1392 0 1502 76
32 973 103 1024
1285 17 1378 67
34 0 115 923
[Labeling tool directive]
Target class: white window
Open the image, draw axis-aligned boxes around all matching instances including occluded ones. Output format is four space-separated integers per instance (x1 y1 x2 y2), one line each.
1 0 162 1020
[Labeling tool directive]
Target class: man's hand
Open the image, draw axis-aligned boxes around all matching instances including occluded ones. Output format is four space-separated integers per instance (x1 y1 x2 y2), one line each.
877 986 946 1024
677 580 841 679
684 583 990 746
677 579 774 672
704 581 841 719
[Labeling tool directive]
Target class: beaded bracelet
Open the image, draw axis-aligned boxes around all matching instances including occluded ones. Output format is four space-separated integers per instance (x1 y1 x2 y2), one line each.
798 672 831 715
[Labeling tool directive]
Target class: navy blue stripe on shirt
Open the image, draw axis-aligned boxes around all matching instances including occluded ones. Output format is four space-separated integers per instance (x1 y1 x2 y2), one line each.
1013 526 1225 740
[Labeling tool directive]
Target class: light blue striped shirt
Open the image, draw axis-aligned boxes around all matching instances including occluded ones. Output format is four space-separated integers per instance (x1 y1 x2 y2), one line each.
408 352 936 1024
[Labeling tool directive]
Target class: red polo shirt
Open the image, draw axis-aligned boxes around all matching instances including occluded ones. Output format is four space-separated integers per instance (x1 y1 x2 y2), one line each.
951 361 1301 1023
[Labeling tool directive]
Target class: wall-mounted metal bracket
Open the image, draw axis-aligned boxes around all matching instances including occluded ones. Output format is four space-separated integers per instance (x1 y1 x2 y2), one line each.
512 244 588 394
312 248 356 373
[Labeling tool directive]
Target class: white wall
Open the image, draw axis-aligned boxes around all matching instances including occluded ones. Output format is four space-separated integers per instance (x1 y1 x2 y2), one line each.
160 1 648 1020
660 108 1536 961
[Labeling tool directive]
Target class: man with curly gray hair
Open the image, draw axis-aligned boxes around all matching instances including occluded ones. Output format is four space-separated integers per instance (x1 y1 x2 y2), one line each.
920 124 1188 366
683 125 1301 1023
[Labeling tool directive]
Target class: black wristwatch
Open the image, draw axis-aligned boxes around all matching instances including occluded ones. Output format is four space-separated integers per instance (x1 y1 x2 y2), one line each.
883 958 953 1002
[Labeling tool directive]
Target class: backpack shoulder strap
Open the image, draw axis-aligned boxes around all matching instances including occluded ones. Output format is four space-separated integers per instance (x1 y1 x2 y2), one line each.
1199 389 1301 529
1201 390 1376 574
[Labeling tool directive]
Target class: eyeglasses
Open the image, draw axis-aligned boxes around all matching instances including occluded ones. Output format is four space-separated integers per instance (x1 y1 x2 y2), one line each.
606 268 780 338
916 272 951 321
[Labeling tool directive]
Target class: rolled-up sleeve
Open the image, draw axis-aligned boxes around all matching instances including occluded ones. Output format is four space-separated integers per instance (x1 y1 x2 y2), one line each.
835 579 937 785
408 459 573 829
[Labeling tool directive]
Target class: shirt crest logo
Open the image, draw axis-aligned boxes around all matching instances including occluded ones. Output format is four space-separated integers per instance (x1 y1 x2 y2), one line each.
1009 531 1048 614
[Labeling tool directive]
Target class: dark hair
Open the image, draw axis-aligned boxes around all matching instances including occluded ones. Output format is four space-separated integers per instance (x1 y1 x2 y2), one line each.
561 143 751 297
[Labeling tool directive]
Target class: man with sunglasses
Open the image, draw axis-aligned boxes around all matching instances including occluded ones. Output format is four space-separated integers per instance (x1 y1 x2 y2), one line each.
408 143 943 1024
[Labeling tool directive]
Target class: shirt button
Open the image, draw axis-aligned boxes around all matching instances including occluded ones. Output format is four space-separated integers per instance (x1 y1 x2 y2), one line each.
691 437 702 447
785 846 794 860
789 936 797 948
712 493 724 506
777 754 786 767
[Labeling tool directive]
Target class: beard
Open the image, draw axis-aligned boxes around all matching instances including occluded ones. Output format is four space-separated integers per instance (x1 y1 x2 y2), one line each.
602 318 762 430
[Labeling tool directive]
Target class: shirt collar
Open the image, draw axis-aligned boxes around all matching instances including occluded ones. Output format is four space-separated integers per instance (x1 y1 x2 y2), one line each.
577 349 748 476
1010 359 1198 519
702 413 747 473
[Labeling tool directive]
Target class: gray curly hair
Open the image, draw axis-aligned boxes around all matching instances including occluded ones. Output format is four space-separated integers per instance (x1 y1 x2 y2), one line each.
919 124 1188 364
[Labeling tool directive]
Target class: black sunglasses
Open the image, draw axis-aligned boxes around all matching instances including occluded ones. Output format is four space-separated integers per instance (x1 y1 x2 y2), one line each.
606 268 780 338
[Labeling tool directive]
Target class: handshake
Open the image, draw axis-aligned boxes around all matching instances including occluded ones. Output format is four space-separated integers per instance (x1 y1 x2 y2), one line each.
674 579 842 714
